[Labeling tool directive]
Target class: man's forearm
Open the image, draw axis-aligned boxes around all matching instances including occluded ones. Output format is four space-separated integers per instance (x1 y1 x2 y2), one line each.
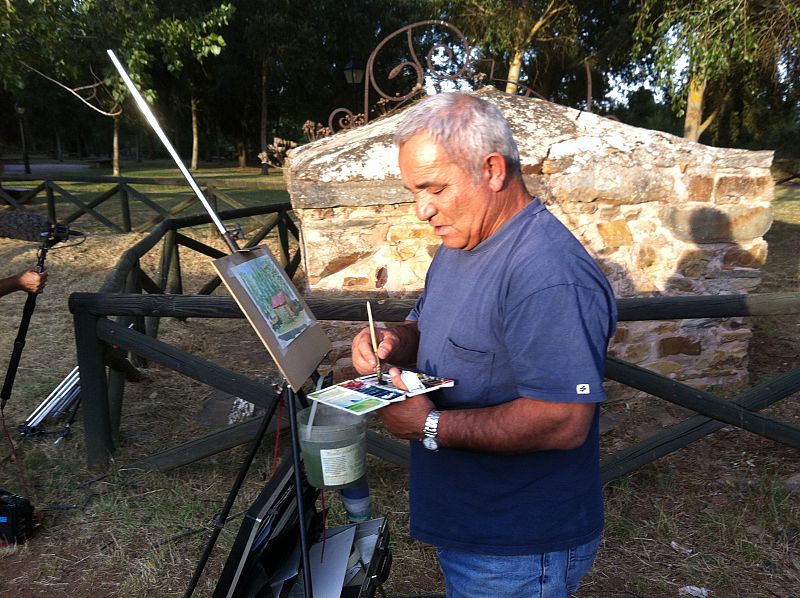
0 275 21 297
435 398 596 454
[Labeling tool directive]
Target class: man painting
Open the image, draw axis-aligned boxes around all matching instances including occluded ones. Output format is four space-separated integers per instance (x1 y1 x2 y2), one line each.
351 92 617 597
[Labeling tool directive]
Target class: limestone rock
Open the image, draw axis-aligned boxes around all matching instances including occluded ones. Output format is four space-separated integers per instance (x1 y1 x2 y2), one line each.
665 205 773 243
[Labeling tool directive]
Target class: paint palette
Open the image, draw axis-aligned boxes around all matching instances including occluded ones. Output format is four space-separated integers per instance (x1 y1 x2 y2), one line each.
307 371 454 415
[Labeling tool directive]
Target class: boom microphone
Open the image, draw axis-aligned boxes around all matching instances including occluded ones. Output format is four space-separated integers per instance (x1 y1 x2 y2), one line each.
0 210 84 243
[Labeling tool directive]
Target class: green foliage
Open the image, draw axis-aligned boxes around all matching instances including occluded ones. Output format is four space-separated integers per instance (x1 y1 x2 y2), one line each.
442 0 579 85
452 0 577 52
3 1 797 162
0 0 235 112
150 3 235 72
633 0 800 117
198 0 437 144
0 0 84 88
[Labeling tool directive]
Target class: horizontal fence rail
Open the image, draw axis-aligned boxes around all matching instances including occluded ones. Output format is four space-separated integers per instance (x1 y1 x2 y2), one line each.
0 173 282 233
70 291 800 472
68 292 800 322
61 199 300 467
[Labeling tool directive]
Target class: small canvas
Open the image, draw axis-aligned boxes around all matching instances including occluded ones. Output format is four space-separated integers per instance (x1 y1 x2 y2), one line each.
212 246 331 391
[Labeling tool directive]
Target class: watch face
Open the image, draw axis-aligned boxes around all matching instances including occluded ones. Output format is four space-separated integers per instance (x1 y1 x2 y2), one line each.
422 436 439 451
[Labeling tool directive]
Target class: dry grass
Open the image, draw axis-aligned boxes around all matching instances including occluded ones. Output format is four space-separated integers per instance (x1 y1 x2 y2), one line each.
0 181 799 597
582 182 800 597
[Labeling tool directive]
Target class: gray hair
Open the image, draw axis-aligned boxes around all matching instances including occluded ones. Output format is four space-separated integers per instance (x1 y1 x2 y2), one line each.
394 92 521 182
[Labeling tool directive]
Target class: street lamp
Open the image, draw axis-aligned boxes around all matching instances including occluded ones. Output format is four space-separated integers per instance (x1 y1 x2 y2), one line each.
343 58 365 114
14 103 30 174
343 58 365 86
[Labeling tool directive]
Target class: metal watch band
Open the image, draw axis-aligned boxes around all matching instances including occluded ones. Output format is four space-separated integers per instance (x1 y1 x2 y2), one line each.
423 409 441 440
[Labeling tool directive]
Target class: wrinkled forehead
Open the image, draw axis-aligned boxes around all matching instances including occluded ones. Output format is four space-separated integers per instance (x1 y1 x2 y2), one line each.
398 132 459 168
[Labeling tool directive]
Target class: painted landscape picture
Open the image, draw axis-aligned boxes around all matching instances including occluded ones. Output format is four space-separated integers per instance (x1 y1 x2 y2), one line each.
232 254 312 352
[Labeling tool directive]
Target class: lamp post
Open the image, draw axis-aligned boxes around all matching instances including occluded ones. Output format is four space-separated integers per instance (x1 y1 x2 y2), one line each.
14 104 30 174
343 58 365 115
327 21 473 133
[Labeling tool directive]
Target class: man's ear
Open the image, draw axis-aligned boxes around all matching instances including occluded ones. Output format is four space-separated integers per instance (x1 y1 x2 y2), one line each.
483 153 507 192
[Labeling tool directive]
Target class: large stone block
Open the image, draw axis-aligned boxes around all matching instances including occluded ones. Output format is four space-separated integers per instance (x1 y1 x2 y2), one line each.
714 174 775 203
658 336 702 357
723 242 768 269
686 175 714 202
288 179 408 209
664 205 773 243
597 220 634 247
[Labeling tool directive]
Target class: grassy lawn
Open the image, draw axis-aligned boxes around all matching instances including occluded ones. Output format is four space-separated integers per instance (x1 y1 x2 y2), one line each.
2 159 290 234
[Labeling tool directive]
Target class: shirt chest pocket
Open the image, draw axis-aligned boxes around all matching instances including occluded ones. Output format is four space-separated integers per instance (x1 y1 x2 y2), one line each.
439 338 495 406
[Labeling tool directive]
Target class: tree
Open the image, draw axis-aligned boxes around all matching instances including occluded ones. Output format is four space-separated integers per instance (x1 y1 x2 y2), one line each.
1 1 132 173
443 0 578 93
202 0 434 166
0 1 79 88
1 0 233 174
633 0 800 141
150 2 234 170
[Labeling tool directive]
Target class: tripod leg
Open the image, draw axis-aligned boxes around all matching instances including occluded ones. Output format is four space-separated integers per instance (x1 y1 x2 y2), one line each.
1 291 39 410
183 383 284 598
286 386 314 598
1 241 49 411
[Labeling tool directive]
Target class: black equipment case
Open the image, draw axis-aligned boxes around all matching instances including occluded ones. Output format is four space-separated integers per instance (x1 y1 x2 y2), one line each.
213 458 390 598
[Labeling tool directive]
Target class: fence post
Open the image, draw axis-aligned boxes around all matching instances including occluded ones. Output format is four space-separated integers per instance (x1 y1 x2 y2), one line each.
73 308 114 469
46 182 56 223
205 185 219 236
106 265 140 434
277 209 290 269
159 229 174 292
168 231 183 295
158 227 184 296
120 185 131 232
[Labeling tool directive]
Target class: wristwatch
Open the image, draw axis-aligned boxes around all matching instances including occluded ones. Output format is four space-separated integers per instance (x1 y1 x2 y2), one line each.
422 409 441 451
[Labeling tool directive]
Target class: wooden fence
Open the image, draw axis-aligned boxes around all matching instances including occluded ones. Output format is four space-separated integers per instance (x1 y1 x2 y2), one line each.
70 254 800 477
0 173 268 232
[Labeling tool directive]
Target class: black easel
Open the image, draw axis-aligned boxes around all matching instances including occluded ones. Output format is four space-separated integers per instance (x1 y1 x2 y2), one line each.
1 238 54 411
183 381 317 598
183 380 285 598
286 385 315 596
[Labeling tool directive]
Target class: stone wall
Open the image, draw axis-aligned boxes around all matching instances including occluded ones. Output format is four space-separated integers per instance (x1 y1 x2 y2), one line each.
285 87 774 388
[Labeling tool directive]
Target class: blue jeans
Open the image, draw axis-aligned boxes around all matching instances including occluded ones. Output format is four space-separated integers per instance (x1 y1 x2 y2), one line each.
436 536 601 598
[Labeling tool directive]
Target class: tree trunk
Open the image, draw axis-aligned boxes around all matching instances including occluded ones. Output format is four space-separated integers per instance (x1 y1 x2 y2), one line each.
55 130 63 161
112 115 120 176
260 59 268 155
683 74 706 142
505 49 524 94
237 142 246 168
191 93 199 172
584 59 593 113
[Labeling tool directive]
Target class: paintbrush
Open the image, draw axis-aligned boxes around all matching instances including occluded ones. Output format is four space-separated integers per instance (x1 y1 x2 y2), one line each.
366 301 383 383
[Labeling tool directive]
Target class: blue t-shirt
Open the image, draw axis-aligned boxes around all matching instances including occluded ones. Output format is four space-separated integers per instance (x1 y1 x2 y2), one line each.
407 198 617 555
